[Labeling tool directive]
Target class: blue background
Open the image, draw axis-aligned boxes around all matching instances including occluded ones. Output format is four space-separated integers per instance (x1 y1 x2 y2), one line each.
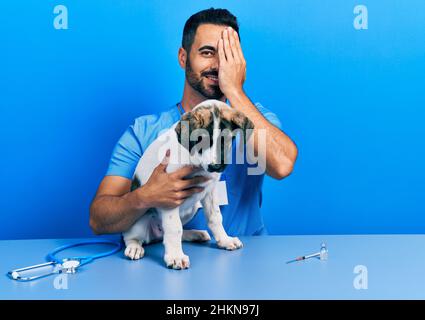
1 1 424 240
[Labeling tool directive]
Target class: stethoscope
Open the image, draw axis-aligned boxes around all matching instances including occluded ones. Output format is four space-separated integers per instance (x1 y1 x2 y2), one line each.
7 240 122 281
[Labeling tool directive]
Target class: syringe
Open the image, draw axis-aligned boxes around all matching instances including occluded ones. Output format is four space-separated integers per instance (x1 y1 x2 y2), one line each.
286 243 328 264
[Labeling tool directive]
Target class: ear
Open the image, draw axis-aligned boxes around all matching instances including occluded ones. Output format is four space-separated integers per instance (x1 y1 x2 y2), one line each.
231 111 254 131
231 111 255 144
178 47 187 69
175 112 191 145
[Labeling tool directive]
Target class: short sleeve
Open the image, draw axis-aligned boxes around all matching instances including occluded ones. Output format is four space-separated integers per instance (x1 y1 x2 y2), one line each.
105 120 143 179
254 102 282 130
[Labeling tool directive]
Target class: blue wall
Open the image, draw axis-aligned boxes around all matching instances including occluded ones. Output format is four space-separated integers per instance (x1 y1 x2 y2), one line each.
1 1 424 240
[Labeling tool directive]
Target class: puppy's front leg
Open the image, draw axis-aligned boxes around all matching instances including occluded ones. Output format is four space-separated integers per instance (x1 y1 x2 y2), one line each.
201 190 243 250
161 208 190 269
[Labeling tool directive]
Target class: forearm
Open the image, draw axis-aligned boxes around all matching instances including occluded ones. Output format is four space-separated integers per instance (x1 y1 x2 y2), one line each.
89 187 150 234
227 90 298 179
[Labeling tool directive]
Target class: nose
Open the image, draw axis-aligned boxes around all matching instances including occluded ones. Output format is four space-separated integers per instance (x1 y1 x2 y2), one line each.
210 58 219 70
207 164 223 172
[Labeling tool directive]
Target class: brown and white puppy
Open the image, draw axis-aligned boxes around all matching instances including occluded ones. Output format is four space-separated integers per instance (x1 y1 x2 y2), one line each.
123 99 254 269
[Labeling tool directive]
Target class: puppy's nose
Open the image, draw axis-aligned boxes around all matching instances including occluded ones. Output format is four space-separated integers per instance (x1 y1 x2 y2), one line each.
208 164 223 172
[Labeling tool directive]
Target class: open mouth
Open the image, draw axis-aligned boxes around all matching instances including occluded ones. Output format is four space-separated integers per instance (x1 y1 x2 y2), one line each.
204 74 219 83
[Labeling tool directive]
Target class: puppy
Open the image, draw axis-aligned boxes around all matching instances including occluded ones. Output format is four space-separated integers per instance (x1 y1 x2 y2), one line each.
123 99 254 269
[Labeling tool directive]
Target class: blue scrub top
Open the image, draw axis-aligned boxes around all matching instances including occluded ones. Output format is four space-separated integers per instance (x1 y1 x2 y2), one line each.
106 102 282 236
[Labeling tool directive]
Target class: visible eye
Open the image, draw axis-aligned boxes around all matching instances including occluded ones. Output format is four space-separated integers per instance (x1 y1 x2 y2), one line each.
201 51 214 57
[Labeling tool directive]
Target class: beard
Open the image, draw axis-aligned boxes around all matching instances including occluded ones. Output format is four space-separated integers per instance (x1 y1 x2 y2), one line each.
185 58 224 100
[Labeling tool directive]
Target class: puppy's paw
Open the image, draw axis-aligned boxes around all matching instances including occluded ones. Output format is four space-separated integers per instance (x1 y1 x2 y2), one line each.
217 237 243 250
164 253 190 270
183 230 211 242
124 242 145 260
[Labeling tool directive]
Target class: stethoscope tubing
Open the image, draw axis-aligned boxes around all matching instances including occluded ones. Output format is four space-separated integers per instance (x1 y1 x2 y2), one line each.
46 239 122 265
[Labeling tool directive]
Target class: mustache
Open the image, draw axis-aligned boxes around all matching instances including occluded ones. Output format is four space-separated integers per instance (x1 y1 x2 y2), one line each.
201 70 218 77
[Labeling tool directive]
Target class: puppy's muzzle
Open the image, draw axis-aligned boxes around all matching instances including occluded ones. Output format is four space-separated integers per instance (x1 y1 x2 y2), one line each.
207 163 226 173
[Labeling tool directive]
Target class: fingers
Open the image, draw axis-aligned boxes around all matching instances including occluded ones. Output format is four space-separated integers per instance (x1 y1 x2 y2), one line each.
218 37 226 64
168 187 204 208
175 187 205 200
227 28 240 64
221 27 245 66
156 149 170 172
232 29 245 63
222 28 234 62
171 164 202 179
178 175 210 189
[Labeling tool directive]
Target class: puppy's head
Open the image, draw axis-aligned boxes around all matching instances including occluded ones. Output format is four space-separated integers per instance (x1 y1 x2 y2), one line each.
175 99 254 173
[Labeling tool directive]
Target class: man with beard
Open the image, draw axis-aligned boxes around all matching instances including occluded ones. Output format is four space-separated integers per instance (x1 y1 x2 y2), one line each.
90 8 298 236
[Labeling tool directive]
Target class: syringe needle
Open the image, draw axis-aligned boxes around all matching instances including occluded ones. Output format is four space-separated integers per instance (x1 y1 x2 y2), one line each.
286 256 306 264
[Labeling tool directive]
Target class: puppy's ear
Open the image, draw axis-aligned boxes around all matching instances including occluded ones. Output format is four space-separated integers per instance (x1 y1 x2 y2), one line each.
175 113 191 145
175 110 206 141
231 111 254 131
231 111 255 144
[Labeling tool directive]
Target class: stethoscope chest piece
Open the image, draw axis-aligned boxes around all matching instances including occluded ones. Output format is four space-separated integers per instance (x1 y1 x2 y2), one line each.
7 259 81 281
60 259 81 274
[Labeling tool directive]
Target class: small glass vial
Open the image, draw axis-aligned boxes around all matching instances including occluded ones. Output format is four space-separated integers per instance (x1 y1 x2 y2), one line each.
320 242 328 260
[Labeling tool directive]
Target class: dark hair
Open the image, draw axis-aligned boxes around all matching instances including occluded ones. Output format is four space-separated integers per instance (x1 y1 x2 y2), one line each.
182 8 239 53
